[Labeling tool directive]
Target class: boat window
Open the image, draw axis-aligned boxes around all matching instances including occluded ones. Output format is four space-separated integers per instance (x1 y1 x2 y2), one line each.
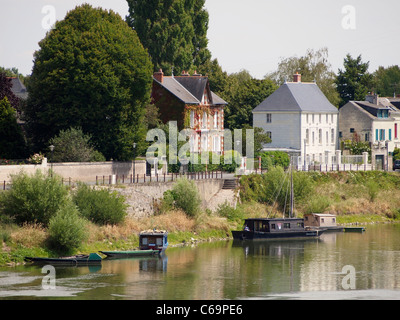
156 238 162 246
142 237 148 245
297 222 304 228
271 224 275 230
284 223 290 229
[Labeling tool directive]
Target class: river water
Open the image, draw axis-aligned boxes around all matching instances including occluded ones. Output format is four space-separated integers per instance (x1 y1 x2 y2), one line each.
1 224 400 300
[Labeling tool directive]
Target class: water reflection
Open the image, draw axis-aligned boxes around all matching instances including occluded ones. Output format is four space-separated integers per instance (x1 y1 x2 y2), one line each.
1 225 400 299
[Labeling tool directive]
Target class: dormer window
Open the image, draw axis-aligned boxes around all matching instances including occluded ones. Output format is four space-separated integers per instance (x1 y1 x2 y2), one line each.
377 109 389 118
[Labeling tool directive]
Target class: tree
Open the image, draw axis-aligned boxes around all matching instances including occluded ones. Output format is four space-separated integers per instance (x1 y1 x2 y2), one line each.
336 54 373 107
0 72 21 112
222 70 277 130
373 65 400 97
48 127 105 162
126 0 211 75
0 97 27 159
266 48 340 107
25 4 153 160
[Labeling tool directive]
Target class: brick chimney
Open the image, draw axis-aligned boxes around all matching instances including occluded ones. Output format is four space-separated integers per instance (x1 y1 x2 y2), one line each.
154 69 164 83
293 72 301 83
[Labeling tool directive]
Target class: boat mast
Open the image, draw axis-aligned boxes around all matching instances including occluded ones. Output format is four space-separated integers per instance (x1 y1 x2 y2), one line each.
290 160 294 218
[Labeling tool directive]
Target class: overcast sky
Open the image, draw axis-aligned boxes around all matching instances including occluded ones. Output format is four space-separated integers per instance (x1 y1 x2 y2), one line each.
1 0 399 79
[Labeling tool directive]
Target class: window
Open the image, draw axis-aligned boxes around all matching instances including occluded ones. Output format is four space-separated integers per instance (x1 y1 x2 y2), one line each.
190 110 195 127
284 223 291 229
350 128 355 133
376 129 379 141
267 131 272 140
380 129 385 141
331 129 335 144
306 129 309 144
266 113 272 123
326 114 328 123
202 111 207 129
319 129 322 144
365 133 369 142
213 111 218 129
389 129 392 141
326 131 329 144
312 131 315 145
319 114 322 123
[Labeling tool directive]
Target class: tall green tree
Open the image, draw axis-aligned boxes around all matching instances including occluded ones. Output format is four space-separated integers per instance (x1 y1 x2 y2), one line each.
25 4 153 160
266 48 340 107
126 0 211 75
373 65 400 97
336 54 373 107
222 70 277 130
0 97 27 159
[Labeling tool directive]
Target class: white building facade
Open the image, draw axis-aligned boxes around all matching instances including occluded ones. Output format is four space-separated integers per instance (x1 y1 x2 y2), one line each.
253 73 339 166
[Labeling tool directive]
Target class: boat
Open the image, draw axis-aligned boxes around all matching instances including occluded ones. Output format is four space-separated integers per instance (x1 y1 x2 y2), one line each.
304 213 344 233
344 226 366 232
100 229 168 259
24 253 102 266
232 163 325 241
232 217 324 240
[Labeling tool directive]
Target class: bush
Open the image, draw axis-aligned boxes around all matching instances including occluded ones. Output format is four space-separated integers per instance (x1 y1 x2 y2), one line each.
304 195 331 214
73 183 127 225
216 202 244 223
171 178 201 217
48 202 87 253
1 170 69 226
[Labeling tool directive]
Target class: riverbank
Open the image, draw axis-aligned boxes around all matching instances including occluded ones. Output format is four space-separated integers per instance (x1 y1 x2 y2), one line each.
2 170 400 267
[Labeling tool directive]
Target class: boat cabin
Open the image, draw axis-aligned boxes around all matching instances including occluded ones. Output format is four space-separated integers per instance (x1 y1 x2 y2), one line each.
139 230 168 251
243 218 305 233
304 213 337 228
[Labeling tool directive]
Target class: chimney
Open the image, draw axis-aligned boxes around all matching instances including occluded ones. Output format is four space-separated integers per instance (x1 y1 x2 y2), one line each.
181 70 189 76
154 69 164 83
293 72 301 83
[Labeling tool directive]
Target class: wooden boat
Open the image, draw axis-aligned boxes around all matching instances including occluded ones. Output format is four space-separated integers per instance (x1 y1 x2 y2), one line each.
232 164 325 241
100 230 168 259
24 253 102 266
304 213 344 233
232 217 325 240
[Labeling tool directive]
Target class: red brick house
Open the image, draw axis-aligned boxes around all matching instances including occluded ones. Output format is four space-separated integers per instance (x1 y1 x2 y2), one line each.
151 69 227 154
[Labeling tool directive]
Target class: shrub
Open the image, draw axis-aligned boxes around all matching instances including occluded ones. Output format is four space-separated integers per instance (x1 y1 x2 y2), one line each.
171 178 201 217
73 183 127 225
216 202 244 223
366 179 379 202
304 195 331 214
1 170 69 226
48 202 87 253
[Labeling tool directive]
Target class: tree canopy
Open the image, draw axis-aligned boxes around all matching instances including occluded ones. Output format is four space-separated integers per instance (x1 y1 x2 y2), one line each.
25 4 153 160
126 0 211 75
336 54 373 107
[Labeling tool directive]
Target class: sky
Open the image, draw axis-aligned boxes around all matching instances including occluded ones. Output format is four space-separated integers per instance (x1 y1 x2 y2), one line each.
1 0 399 79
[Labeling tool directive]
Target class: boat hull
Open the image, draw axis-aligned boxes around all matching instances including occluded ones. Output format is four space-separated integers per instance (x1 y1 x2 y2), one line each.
232 229 323 241
99 249 161 259
24 253 102 266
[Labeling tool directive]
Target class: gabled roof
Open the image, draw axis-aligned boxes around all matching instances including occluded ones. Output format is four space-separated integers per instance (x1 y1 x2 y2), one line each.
7 77 28 100
153 74 227 106
253 82 337 113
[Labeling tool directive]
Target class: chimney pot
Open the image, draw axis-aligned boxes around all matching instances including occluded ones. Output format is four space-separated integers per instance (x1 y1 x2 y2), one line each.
293 72 301 83
154 69 164 83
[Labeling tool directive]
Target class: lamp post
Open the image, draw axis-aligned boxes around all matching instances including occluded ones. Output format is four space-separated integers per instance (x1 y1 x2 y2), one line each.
132 142 137 182
49 145 55 177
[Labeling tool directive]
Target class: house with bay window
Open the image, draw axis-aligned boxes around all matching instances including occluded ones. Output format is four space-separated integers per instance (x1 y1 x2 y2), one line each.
151 69 227 154
252 73 339 166
339 95 400 169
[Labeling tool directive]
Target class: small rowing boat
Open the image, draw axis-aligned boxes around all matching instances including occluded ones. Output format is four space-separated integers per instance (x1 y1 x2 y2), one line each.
24 253 102 266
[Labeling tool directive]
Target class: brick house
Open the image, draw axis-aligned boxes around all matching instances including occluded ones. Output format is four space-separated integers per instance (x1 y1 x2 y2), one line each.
151 69 227 154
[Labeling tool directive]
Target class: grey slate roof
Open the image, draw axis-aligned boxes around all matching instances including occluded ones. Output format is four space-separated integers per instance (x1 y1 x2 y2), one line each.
154 75 227 106
8 77 28 100
253 82 338 113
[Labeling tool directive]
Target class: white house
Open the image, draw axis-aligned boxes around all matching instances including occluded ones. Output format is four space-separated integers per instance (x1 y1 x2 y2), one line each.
253 73 339 166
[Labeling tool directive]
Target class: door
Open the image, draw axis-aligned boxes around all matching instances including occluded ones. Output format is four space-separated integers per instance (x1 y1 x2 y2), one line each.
375 155 384 170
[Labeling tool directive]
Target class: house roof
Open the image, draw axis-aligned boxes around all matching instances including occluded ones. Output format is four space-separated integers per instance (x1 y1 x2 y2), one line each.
253 82 338 113
153 74 227 106
7 77 28 100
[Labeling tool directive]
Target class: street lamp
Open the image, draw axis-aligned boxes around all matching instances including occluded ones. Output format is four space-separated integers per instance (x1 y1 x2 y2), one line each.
49 145 55 177
132 142 137 182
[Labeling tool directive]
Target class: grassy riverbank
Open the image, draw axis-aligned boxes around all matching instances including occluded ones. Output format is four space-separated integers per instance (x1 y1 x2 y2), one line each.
1 170 400 266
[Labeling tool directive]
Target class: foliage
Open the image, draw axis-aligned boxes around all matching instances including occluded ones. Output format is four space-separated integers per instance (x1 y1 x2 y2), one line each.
48 202 88 253
239 167 313 214
72 183 127 225
28 153 44 164
266 48 340 107
304 195 331 214
48 127 105 162
373 65 400 97
343 140 371 156
336 54 373 107
0 97 27 159
126 0 211 75
1 170 69 226
25 4 153 160
394 148 400 161
259 151 290 169
216 202 244 223
222 72 277 130
0 72 21 112
170 178 201 217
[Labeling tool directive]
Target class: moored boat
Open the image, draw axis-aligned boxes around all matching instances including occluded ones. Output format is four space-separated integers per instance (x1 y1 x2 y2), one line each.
24 253 102 266
100 229 168 259
232 217 325 241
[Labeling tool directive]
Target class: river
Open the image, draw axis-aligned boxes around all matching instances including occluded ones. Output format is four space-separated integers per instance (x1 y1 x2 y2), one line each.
1 224 400 300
